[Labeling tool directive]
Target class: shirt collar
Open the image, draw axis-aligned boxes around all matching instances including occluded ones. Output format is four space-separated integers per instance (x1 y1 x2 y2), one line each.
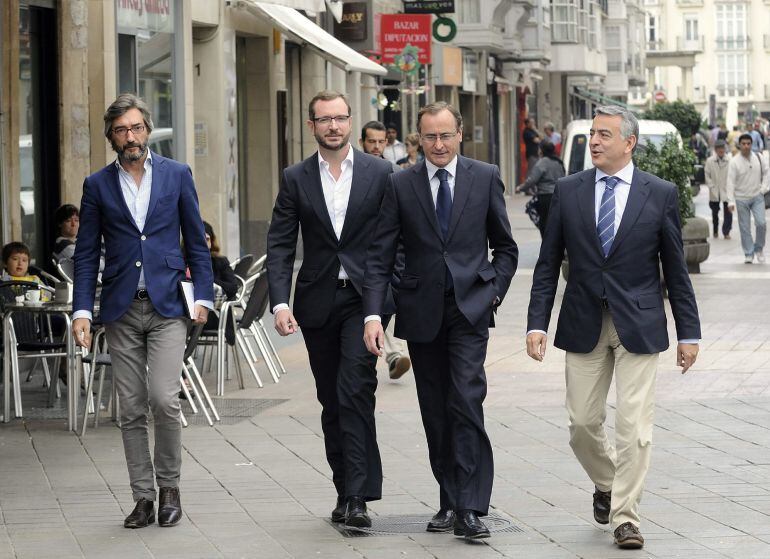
318 144 354 170
426 156 458 181
115 149 153 174
595 159 634 186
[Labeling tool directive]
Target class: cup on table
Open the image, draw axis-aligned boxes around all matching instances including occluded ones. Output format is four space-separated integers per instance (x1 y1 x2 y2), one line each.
25 290 41 303
14 295 24 304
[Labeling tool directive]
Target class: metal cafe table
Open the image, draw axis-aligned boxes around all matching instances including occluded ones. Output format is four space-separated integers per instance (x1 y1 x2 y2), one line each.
2 300 79 431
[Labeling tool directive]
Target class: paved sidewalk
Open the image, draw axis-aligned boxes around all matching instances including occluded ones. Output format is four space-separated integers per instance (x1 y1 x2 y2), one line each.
2 186 770 558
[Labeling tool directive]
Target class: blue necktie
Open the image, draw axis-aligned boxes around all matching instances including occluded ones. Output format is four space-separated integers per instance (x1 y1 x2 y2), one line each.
597 176 619 257
435 168 452 239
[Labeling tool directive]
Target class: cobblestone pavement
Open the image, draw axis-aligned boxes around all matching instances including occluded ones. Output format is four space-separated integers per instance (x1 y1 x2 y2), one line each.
2 186 770 558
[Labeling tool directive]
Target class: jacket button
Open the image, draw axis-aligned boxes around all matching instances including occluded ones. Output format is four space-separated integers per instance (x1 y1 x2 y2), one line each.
140 235 146 241
135 261 142 267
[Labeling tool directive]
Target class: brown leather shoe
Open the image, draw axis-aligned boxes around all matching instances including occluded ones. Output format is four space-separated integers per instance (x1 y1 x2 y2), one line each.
388 355 411 379
593 488 611 524
614 522 644 549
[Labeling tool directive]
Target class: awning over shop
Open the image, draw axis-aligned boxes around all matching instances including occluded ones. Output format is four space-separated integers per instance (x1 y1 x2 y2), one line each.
235 1 387 76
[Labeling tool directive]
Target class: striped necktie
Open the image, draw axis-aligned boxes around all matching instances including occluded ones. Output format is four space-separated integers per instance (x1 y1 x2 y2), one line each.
597 176 619 257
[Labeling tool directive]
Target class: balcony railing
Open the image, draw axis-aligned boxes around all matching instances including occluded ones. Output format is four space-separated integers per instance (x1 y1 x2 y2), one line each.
647 39 664 51
717 84 751 97
715 36 751 50
676 35 705 51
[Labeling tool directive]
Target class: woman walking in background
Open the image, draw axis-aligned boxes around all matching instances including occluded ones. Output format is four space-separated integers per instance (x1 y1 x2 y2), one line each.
516 140 565 237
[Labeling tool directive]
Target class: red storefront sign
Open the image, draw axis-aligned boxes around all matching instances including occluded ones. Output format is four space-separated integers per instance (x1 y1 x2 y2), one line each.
379 14 432 65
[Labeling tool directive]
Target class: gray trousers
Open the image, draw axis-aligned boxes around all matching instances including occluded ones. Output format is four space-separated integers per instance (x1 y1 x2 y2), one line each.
104 299 188 502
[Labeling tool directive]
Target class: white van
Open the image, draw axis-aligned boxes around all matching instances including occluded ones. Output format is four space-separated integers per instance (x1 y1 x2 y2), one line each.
562 119 681 175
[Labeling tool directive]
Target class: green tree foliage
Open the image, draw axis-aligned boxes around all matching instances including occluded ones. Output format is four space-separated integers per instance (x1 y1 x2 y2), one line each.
641 100 703 138
634 135 696 223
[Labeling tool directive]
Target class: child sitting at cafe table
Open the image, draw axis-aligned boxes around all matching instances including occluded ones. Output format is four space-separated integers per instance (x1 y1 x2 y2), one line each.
1 242 49 301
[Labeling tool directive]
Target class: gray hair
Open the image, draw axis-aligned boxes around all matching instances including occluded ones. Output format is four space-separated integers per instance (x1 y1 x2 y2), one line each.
544 122 555 131
103 93 154 138
594 105 638 144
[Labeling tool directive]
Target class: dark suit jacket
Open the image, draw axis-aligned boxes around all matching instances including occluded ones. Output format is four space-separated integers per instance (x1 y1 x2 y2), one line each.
74 152 214 323
266 148 395 329
527 167 701 354
363 156 518 343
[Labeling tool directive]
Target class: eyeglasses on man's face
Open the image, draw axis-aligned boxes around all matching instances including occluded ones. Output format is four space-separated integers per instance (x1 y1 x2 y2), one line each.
312 115 351 126
112 124 146 138
421 132 458 144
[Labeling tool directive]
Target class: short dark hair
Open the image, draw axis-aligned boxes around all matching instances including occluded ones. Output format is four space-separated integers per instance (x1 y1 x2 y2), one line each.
739 133 753 144
539 139 556 157
2 242 30 264
416 102 463 133
202 221 220 255
54 204 79 227
308 90 351 120
104 93 154 138
361 121 386 142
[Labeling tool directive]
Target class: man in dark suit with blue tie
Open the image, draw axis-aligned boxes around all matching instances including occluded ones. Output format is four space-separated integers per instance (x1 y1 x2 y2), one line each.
526 106 701 549
73 94 214 529
363 102 518 540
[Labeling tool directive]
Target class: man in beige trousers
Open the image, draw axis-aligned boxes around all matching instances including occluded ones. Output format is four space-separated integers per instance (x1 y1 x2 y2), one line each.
525 106 701 549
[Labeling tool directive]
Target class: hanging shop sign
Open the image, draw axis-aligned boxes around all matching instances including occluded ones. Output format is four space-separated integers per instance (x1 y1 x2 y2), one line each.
333 2 367 42
117 0 173 34
380 14 432 65
403 0 455 13
433 16 456 42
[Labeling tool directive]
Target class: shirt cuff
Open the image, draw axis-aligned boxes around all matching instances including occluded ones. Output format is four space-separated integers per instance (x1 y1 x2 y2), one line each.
195 299 214 311
272 303 289 314
72 310 93 322
364 315 382 324
526 329 547 336
678 339 699 344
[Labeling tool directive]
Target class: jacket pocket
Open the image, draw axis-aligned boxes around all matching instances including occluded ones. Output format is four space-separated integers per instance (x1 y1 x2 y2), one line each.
165 255 187 271
637 293 662 309
296 268 319 282
399 274 419 289
477 264 497 282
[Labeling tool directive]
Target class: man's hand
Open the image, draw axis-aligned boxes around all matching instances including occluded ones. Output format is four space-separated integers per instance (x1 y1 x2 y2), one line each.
72 318 92 349
193 304 209 325
274 309 298 336
363 320 384 357
526 332 548 362
677 343 699 374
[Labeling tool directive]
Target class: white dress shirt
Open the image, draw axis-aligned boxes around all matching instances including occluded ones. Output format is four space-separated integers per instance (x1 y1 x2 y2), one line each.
528 161 697 344
273 146 355 314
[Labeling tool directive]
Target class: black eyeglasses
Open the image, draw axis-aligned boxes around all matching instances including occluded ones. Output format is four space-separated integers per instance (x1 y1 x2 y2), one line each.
312 115 351 126
112 124 146 137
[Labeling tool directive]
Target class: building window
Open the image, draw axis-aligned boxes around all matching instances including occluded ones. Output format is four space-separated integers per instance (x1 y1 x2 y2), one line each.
588 1 600 49
578 0 589 44
605 25 622 71
457 0 481 24
715 3 748 50
551 0 578 43
717 53 749 96
647 14 658 48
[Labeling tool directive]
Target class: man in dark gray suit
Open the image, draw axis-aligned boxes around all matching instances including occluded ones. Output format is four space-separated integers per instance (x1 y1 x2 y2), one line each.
363 102 518 540
526 105 700 549
266 90 394 529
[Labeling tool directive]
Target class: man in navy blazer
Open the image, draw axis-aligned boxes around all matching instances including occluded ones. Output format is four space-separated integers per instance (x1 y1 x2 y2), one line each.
73 94 213 529
363 102 517 540
526 106 700 549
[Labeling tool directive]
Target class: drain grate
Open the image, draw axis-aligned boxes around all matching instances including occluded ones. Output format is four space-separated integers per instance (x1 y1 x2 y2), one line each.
331 514 523 537
182 397 288 425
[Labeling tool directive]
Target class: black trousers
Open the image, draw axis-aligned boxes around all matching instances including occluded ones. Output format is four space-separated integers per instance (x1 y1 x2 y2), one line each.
407 293 493 515
301 286 383 501
709 200 732 236
536 193 553 238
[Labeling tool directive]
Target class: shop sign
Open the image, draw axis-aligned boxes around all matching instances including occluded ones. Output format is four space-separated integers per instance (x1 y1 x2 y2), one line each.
333 2 367 42
380 14 432 65
403 0 455 13
432 45 462 86
117 0 173 34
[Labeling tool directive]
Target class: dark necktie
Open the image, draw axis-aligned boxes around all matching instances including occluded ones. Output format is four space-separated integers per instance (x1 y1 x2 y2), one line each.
597 176 619 257
435 168 452 239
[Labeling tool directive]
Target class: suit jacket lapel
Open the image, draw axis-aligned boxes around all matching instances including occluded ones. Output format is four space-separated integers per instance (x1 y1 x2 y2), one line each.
145 152 165 224
300 154 337 240
446 156 473 243
410 161 443 242
339 149 373 244
106 162 140 231
576 169 603 257
607 169 650 258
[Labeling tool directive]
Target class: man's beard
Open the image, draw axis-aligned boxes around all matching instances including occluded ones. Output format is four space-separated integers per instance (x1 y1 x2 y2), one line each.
314 130 350 151
112 139 149 162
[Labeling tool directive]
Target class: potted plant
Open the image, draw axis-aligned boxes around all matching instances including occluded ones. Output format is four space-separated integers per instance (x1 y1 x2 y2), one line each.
634 135 710 273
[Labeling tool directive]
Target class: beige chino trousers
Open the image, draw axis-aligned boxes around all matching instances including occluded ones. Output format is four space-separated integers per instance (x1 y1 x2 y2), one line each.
565 310 659 529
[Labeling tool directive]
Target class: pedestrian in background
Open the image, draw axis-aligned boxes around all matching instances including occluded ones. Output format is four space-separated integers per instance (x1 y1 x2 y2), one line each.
516 139 565 237
522 117 541 177
727 133 770 264
526 105 700 550
397 133 423 169
544 122 562 156
705 139 732 239
383 124 407 163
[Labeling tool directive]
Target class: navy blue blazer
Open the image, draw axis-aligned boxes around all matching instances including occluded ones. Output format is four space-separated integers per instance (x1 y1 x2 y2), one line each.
74 152 214 323
527 167 701 354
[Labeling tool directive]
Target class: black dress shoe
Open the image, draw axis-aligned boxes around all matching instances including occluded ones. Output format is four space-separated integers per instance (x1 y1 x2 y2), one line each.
593 487 611 525
124 498 155 529
331 496 346 523
158 487 182 527
426 509 455 532
453 510 490 540
344 496 371 528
